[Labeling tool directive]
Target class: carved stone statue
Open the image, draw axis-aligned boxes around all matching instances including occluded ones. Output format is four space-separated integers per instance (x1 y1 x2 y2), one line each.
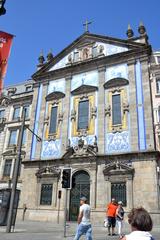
83 48 89 60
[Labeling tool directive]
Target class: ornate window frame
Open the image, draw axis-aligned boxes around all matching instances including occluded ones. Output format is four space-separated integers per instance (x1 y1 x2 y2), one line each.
71 93 96 137
45 100 63 141
105 87 129 132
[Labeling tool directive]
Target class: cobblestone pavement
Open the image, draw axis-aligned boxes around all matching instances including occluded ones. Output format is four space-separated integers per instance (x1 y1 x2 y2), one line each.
0 221 159 240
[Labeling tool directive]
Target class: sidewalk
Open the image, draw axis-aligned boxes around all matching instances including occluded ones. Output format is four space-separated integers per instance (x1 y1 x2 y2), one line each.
0 221 159 240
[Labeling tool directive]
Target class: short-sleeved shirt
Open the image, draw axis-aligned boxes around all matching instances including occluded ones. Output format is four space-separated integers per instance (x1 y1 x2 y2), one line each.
80 204 91 225
107 203 118 217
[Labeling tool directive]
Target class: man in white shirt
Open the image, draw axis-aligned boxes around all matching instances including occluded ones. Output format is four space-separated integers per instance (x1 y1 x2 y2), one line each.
74 196 92 240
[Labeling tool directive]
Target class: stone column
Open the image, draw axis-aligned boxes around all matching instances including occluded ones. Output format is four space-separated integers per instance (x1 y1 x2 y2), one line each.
126 178 133 210
97 66 106 154
90 167 96 209
140 58 155 150
25 84 40 161
61 74 71 155
96 164 106 209
128 60 139 151
34 82 48 160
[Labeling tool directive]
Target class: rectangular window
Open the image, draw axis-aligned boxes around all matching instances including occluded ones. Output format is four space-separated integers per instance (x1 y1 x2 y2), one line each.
156 79 160 94
40 184 53 205
0 110 5 119
3 159 12 177
13 107 20 120
78 100 89 130
23 105 30 119
111 182 127 206
22 128 27 145
8 130 17 146
112 94 121 125
49 106 58 134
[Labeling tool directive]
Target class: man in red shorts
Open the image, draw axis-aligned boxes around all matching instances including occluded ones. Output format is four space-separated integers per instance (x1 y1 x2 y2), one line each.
106 198 118 236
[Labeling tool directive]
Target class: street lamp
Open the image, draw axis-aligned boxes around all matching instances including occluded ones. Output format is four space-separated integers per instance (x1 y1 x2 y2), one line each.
0 0 6 16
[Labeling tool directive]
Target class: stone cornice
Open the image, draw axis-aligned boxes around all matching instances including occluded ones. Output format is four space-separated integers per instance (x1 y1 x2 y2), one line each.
22 150 159 167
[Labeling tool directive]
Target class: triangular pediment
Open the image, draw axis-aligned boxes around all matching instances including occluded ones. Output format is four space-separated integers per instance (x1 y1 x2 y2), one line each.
32 32 146 78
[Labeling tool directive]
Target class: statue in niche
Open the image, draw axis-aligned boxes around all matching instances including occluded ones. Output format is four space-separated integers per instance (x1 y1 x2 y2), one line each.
68 54 73 64
83 48 89 60
98 45 104 55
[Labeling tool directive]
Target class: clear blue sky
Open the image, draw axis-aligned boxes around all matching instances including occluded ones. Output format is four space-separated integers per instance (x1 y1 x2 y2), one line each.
1 0 160 86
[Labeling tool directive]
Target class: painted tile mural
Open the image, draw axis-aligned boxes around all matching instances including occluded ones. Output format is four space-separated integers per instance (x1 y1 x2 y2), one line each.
96 42 128 56
48 78 65 94
71 70 98 91
48 49 77 72
41 140 61 159
106 131 130 153
71 135 96 147
40 78 65 159
106 64 128 81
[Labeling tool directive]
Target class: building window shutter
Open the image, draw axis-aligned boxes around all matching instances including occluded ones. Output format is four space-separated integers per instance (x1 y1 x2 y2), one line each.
78 100 89 130
13 107 20 120
156 79 160 94
3 159 12 177
49 106 58 134
0 110 5 119
8 130 17 146
112 94 121 125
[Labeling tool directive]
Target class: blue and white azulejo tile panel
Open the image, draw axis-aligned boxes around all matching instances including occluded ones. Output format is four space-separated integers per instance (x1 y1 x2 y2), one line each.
71 135 96 147
96 42 128 56
106 64 128 81
71 70 98 91
41 140 61 159
106 131 130 153
48 78 65 94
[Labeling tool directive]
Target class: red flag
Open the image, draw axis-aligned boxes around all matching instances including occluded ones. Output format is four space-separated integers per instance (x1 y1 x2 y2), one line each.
0 31 14 95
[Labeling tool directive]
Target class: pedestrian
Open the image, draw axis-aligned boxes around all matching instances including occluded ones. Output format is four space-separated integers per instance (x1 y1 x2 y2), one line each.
116 201 124 239
106 198 118 236
121 207 154 240
74 196 92 240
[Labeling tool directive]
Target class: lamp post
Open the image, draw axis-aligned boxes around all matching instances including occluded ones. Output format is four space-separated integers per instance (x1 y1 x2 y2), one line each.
0 0 6 16
6 108 42 233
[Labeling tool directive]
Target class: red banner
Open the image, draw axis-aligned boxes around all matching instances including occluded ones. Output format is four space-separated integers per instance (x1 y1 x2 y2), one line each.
0 31 14 95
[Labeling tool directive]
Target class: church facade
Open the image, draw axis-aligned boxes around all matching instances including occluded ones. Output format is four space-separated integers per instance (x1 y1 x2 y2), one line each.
1 24 160 224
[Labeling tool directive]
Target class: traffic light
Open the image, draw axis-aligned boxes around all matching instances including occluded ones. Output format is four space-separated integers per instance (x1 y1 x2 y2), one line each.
62 168 71 189
0 0 6 16
72 176 76 188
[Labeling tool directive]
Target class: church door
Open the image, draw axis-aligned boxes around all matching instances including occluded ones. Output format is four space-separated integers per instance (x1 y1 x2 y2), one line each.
69 170 90 221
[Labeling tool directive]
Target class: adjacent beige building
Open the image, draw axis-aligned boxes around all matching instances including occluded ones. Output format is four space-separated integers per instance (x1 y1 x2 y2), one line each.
0 80 33 191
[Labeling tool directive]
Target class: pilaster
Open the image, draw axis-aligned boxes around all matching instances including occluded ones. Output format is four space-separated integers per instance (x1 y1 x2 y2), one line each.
140 58 155 150
35 82 48 160
25 85 40 161
61 75 71 155
128 60 139 151
97 66 106 154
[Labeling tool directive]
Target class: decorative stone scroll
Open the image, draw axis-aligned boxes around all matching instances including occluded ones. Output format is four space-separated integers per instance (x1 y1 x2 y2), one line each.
63 136 98 158
36 166 61 178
